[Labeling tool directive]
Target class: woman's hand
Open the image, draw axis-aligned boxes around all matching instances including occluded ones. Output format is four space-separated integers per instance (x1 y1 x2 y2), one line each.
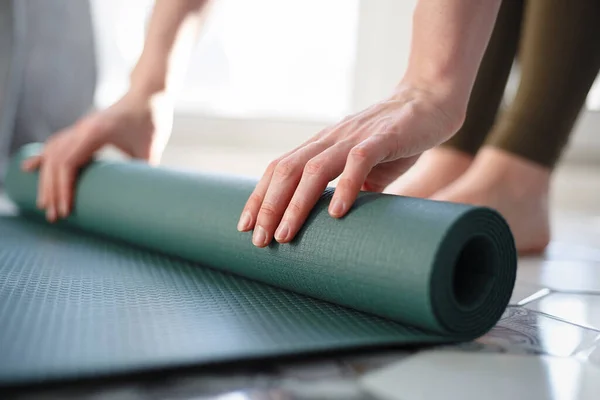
237 85 464 247
21 90 173 222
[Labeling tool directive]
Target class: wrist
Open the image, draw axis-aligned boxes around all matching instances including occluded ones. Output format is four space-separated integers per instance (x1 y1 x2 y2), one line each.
395 75 467 132
129 53 169 98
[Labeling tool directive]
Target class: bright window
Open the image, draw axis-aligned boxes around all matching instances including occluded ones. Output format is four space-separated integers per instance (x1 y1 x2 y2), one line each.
91 0 361 121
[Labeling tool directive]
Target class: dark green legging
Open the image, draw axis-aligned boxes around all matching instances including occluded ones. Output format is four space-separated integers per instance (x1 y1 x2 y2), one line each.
442 0 600 169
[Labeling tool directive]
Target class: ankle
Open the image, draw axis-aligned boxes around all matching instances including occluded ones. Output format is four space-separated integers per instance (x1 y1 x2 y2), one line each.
473 146 551 199
428 146 474 164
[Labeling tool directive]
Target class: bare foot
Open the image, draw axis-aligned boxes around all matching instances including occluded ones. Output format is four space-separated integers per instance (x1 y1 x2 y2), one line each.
431 146 551 254
384 147 473 198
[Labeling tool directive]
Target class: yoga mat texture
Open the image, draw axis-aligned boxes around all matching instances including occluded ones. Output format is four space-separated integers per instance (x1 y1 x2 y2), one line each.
0 143 517 385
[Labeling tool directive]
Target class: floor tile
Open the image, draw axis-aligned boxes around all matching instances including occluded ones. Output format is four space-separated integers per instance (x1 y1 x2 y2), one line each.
551 165 600 216
274 379 379 400
360 351 600 400
517 258 600 293
338 350 414 376
544 242 600 263
526 293 600 332
549 211 600 250
158 377 375 400
444 307 599 357
509 281 550 305
275 360 351 381
575 337 600 368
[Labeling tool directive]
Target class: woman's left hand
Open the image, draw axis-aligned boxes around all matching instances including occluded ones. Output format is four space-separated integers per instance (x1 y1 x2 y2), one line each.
236 85 464 247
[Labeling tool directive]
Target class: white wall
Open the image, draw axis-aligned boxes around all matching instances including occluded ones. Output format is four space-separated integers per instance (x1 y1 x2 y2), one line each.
350 0 416 111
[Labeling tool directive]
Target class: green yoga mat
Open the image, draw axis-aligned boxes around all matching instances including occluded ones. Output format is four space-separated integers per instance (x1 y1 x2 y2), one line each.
0 143 517 386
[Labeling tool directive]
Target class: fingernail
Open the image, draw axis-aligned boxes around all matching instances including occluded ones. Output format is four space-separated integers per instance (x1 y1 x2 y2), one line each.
329 199 346 217
275 221 290 243
252 225 268 247
59 201 68 218
46 206 56 222
237 211 252 232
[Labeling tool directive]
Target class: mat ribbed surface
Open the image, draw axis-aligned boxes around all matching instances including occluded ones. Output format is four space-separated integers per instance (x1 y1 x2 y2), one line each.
0 143 517 386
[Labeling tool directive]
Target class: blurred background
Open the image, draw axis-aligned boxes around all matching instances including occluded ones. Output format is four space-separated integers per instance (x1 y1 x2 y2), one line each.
1 0 598 214
91 0 600 179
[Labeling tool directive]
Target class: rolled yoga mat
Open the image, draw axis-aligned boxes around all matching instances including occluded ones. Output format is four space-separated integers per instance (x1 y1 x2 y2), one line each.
0 143 517 386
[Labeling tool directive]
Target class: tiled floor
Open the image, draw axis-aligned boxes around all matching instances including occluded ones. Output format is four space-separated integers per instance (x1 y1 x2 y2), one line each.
2 150 600 400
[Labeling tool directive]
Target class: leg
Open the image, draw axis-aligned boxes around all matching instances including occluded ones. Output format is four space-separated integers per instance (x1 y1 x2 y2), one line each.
433 0 600 253
441 0 524 156
385 0 524 197
9 0 97 154
0 0 23 187
486 0 600 168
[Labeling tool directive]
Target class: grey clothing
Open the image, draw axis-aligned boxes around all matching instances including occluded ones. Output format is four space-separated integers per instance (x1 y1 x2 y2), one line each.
0 0 96 184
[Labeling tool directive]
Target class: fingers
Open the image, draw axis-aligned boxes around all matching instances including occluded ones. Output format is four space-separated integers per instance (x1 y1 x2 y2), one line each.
240 120 389 247
237 94 453 248
39 160 57 222
44 161 75 222
57 165 75 218
21 155 42 172
274 141 352 243
237 159 278 233
250 140 331 248
329 134 392 218
21 151 59 220
238 106 407 247
237 139 322 234
238 117 363 247
40 153 78 222
22 131 86 222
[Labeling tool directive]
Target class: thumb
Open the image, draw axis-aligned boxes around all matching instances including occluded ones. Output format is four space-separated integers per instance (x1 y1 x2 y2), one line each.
128 132 167 165
363 154 419 192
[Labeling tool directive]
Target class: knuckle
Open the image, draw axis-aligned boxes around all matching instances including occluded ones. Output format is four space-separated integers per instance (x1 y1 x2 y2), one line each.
347 119 362 133
349 145 369 162
336 177 356 191
247 193 264 208
286 201 303 216
266 159 280 174
402 101 419 118
377 117 395 134
273 159 299 180
372 133 394 152
259 202 278 218
304 159 326 177
314 127 333 140
364 180 385 192
248 192 262 204
312 138 330 148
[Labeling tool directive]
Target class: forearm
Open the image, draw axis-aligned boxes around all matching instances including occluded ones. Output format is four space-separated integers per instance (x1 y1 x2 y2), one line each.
130 0 212 96
401 0 502 118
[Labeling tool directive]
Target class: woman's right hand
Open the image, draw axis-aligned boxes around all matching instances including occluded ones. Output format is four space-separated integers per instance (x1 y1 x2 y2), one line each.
21 89 173 222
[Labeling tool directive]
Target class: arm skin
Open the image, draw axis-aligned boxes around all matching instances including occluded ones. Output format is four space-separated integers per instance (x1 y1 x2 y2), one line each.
401 0 503 123
238 0 503 248
23 0 213 222
131 0 213 97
